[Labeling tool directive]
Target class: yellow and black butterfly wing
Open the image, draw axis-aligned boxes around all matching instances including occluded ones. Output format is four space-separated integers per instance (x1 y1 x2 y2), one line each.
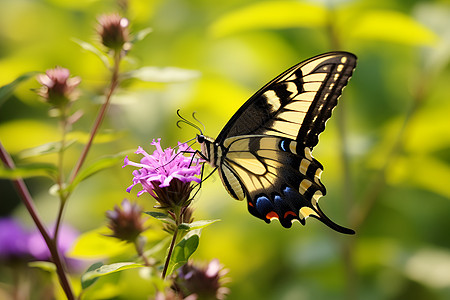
216 52 356 233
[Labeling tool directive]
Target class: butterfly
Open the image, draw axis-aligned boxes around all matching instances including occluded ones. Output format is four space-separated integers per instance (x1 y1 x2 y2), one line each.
190 52 357 234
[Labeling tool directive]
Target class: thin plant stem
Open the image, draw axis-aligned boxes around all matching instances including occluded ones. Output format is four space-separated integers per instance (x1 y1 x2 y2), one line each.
54 106 69 240
350 76 428 231
162 226 179 279
161 208 182 279
53 50 122 245
326 10 357 300
134 237 152 267
68 50 121 184
0 141 75 300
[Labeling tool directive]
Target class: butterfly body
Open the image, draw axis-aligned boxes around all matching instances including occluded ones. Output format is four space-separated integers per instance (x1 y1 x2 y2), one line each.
196 52 357 234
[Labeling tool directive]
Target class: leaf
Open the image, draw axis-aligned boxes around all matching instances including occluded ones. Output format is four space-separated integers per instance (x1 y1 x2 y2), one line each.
143 236 171 258
68 151 130 192
209 1 327 37
348 10 438 46
166 231 200 276
18 140 77 159
132 27 153 43
0 72 38 107
123 67 201 83
72 38 111 68
0 163 58 180
81 262 143 287
29 261 57 273
81 262 104 290
144 211 176 225
68 227 132 259
178 219 220 231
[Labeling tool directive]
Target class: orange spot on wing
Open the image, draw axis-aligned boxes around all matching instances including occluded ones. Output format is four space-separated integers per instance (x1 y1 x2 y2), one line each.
266 211 279 220
284 211 297 218
248 201 254 207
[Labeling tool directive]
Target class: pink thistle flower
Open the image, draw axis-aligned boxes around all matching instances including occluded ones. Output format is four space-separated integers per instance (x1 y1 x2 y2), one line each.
36 66 81 108
123 139 202 209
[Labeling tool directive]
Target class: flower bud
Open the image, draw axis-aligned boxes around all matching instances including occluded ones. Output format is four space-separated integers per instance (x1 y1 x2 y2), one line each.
172 259 229 300
105 199 147 243
36 66 81 109
97 13 130 51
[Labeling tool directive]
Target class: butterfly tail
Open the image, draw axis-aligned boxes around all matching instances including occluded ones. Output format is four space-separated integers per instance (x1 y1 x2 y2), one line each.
312 204 355 235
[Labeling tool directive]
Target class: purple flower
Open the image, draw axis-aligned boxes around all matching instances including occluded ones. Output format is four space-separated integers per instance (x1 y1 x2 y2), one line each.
27 224 83 272
0 217 30 260
124 139 202 209
173 259 230 300
105 199 148 243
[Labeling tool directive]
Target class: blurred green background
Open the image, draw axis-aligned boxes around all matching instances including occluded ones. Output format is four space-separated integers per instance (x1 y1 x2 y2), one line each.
1 0 449 299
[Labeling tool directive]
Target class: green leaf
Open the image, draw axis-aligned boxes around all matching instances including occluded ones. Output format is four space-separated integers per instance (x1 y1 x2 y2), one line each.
68 151 129 192
81 262 143 287
144 211 176 225
178 219 220 231
166 231 200 276
123 67 200 83
18 140 76 159
0 72 38 107
68 227 132 259
209 1 327 37
143 236 171 258
72 38 111 68
348 10 438 46
29 261 57 273
81 262 104 290
132 27 153 43
0 163 58 180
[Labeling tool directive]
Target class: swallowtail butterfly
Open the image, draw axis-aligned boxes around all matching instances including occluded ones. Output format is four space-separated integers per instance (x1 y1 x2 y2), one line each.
194 52 356 234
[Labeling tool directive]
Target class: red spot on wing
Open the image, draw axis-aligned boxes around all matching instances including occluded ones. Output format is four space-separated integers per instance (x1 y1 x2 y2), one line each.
266 211 279 220
284 211 297 218
248 201 254 207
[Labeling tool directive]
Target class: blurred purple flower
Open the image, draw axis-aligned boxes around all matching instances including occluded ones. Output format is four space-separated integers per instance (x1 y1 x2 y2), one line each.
124 138 202 209
28 224 83 272
173 259 229 300
0 217 30 260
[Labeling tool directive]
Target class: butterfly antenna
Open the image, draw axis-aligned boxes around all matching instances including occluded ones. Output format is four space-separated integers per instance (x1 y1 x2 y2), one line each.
176 109 203 135
192 111 206 134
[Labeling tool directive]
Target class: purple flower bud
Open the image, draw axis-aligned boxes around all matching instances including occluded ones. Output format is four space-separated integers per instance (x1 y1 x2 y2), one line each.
124 139 203 210
173 259 230 299
36 66 81 108
105 199 147 243
97 13 130 51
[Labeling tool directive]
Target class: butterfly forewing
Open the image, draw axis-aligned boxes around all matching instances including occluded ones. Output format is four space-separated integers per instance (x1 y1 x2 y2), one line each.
216 52 357 148
202 52 356 234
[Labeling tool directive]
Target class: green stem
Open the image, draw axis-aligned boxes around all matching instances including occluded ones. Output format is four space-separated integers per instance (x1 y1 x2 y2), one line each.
134 236 152 267
162 226 179 279
0 142 75 300
54 107 69 240
326 10 357 300
161 208 181 279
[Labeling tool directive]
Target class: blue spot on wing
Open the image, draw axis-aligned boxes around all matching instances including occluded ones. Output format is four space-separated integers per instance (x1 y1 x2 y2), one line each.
280 140 288 152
